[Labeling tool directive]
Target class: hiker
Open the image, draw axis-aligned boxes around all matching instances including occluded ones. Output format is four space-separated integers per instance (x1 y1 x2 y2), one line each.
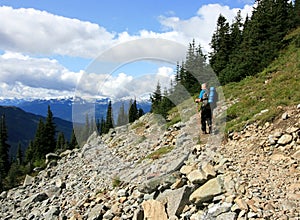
195 83 212 134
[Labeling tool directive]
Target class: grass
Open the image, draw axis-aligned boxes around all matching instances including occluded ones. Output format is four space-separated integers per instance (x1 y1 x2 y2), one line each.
223 27 300 132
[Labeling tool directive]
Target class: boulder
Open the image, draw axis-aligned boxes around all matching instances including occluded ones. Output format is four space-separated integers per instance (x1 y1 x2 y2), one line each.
189 176 224 206
142 200 168 220
277 134 293 145
187 169 207 184
157 185 192 217
45 153 61 164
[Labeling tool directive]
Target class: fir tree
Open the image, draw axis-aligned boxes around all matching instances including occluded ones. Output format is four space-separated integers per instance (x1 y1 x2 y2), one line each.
150 81 162 114
104 101 114 133
16 142 23 165
69 128 78 150
0 114 10 177
56 132 66 151
117 102 128 126
129 99 138 123
44 105 56 155
209 14 230 77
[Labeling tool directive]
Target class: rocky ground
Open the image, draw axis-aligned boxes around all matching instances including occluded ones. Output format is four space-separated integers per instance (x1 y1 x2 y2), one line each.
0 103 299 220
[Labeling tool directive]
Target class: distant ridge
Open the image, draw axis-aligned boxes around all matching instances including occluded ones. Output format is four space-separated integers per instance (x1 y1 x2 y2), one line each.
0 105 73 158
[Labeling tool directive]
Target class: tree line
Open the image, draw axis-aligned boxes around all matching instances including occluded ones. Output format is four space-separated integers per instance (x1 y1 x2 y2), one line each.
0 106 78 191
209 0 300 84
151 0 300 117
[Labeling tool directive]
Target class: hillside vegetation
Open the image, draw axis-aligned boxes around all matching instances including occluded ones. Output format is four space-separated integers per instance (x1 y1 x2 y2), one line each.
224 27 300 132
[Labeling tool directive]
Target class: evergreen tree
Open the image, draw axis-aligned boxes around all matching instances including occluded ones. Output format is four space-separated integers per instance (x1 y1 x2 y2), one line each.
0 114 10 177
16 142 23 165
69 128 78 150
104 101 114 133
56 132 66 151
117 102 128 126
150 82 162 114
44 105 56 155
296 0 300 27
129 99 138 123
32 119 45 161
209 14 230 77
138 108 144 118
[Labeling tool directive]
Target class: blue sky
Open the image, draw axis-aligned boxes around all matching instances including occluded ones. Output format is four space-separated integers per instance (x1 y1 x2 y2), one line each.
0 0 254 100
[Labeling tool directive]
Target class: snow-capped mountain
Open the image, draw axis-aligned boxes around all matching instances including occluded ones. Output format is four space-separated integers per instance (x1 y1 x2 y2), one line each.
0 97 151 123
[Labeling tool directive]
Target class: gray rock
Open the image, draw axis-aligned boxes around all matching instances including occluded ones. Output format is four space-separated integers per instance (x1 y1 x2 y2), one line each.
45 153 60 164
157 185 192 217
23 174 34 187
207 202 232 217
44 206 60 220
278 134 293 145
138 173 177 194
216 212 237 220
0 190 7 199
103 210 114 219
87 204 104 220
20 192 48 208
187 169 207 184
189 176 224 206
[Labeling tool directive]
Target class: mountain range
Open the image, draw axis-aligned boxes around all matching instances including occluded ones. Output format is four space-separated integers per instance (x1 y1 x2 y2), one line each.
0 106 73 158
0 97 152 123
0 97 152 157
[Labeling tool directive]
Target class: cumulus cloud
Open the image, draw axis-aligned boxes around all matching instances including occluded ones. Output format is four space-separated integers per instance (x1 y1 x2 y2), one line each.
158 4 253 53
0 3 254 100
0 51 82 98
0 6 115 58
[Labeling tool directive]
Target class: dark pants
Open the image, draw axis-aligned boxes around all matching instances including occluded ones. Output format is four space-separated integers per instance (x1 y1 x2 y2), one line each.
201 105 212 133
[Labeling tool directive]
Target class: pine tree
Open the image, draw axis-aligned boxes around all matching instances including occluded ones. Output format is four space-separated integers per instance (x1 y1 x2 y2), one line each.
209 14 230 77
150 82 162 114
56 132 66 152
0 114 10 177
69 128 78 150
44 105 56 155
296 0 300 27
104 101 114 133
129 99 138 123
32 119 45 161
117 102 128 126
16 142 23 165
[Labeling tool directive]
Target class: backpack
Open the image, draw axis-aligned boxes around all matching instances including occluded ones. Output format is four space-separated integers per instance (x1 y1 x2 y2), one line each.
208 87 218 105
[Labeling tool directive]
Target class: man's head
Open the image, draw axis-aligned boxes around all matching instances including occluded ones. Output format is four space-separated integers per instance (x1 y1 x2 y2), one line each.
201 83 207 90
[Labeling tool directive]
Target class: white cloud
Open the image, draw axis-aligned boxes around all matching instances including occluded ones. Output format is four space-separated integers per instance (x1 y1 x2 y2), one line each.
158 4 253 53
0 6 115 58
0 51 82 98
0 3 254 100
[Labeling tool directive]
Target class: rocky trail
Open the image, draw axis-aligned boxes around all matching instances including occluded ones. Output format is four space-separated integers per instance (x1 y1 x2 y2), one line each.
0 102 299 219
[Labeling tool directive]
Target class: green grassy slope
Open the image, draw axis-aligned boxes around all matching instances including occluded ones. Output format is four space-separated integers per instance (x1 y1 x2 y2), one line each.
223 27 300 132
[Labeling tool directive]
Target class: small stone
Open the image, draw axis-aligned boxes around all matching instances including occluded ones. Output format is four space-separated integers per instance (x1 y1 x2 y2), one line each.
277 134 293 145
23 174 34 187
142 200 168 220
281 112 289 120
234 198 248 211
292 150 300 159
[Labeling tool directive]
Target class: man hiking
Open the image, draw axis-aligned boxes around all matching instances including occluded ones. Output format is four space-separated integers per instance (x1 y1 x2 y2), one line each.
195 83 212 134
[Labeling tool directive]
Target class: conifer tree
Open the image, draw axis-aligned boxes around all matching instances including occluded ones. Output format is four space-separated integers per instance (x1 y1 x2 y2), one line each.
69 128 78 150
104 101 114 133
117 102 128 126
129 99 138 123
16 142 23 165
150 82 162 114
209 14 230 77
44 105 56 155
56 132 66 151
0 114 10 176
